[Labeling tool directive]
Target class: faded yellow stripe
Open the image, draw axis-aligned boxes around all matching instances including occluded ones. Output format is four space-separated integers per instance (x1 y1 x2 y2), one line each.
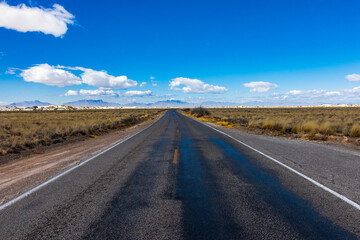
173 149 179 164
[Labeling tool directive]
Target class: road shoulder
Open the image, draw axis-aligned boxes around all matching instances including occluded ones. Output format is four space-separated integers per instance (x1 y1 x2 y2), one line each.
0 113 164 205
194 119 360 201
183 113 360 236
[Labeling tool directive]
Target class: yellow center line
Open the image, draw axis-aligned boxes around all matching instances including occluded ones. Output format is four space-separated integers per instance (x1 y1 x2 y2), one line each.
177 129 179 134
173 148 179 164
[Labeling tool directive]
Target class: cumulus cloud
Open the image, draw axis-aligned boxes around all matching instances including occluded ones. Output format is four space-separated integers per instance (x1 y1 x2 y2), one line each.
123 90 152 97
150 76 155 80
19 64 137 89
346 74 360 82
243 81 279 93
139 82 147 87
64 90 78 96
72 67 137 89
21 64 82 87
79 89 118 97
169 77 227 94
0 2 74 37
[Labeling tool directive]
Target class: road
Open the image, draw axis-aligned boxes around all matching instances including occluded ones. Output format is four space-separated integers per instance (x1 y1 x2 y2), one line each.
0 110 359 239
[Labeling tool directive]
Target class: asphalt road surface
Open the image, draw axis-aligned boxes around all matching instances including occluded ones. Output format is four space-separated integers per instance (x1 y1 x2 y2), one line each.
0 110 359 239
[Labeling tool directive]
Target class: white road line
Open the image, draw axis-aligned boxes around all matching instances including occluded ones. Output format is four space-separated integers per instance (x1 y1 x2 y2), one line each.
0 113 165 211
195 118 360 211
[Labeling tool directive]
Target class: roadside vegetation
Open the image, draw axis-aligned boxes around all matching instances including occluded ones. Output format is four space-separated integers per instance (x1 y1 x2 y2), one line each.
0 109 163 155
183 107 360 145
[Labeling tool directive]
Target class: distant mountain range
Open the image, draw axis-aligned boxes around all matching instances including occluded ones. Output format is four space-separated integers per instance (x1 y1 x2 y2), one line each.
7 99 241 108
64 99 122 107
150 100 193 108
9 100 52 107
200 101 240 107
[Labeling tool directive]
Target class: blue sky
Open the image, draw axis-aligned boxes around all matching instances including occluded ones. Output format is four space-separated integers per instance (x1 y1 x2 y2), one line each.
1 0 360 105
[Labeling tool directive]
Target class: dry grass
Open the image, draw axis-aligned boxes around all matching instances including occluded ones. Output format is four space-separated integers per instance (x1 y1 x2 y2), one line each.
184 107 360 141
0 109 163 155
350 124 360 137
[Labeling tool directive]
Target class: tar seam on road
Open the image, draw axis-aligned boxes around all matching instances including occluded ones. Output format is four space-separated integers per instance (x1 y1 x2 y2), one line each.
192 116 360 211
0 114 166 212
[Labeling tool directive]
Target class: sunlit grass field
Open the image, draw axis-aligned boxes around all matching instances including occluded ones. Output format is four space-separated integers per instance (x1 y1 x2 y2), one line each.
184 107 360 141
0 109 163 155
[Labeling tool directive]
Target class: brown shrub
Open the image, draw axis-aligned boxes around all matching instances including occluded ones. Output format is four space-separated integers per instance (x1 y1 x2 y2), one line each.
262 120 283 131
191 107 211 117
350 124 360 137
319 122 336 135
302 121 319 134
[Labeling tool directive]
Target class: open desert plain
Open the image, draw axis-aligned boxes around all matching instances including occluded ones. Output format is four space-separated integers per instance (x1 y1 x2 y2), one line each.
1 0 360 239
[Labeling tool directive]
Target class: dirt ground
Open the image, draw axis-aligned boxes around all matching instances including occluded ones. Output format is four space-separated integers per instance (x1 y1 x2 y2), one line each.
0 115 162 205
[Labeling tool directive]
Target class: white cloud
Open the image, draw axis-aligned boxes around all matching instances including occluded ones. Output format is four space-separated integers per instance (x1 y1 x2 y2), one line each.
150 77 157 86
346 74 360 82
325 91 341 96
64 90 78 96
69 67 138 89
344 86 360 94
288 90 302 95
243 81 279 93
124 90 152 97
287 89 340 97
21 64 82 87
63 89 119 97
0 2 74 37
266 87 360 105
151 79 158 86
273 89 329 99
230 87 360 106
169 77 227 93
19 64 137 89
79 89 118 97
5 67 19 75
140 82 147 87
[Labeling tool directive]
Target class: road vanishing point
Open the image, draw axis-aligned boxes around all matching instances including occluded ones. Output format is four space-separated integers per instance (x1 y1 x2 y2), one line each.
0 110 359 239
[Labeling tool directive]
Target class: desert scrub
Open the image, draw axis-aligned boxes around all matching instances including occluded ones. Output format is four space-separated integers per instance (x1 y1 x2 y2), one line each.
0 109 163 155
193 107 360 139
302 121 318 135
191 107 211 117
350 124 360 137
261 119 284 131
319 122 336 135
